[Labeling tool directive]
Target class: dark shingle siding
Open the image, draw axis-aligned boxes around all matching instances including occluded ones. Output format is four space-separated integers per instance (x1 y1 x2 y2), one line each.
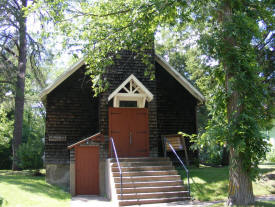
156 62 198 161
45 66 99 164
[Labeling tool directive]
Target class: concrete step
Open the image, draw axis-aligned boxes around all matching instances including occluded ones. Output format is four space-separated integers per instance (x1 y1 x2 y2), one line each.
119 196 190 206
116 185 186 194
112 165 175 172
115 180 184 188
118 191 189 200
111 157 169 163
114 175 181 183
112 161 172 167
113 170 178 177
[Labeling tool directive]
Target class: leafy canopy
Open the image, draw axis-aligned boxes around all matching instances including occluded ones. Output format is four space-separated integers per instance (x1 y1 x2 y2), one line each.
41 0 275 179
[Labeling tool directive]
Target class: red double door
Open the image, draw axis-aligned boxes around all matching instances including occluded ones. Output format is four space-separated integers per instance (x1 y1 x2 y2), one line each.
109 107 149 157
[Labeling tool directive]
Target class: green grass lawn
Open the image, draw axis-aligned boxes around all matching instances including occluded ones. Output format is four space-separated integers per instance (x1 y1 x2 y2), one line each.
179 164 275 201
0 170 71 207
211 201 275 207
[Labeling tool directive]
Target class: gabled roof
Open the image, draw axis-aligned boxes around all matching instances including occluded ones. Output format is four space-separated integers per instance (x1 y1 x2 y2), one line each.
108 74 154 102
40 54 205 102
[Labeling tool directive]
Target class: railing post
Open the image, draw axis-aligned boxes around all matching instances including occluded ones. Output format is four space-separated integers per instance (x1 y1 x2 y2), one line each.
165 138 191 198
110 139 113 158
110 137 123 197
164 137 167 158
187 171 191 197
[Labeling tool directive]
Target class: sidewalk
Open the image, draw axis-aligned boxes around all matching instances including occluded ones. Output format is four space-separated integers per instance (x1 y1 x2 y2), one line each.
71 195 275 207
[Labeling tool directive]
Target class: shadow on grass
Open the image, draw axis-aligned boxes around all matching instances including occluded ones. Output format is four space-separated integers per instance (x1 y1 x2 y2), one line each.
255 201 275 207
0 173 70 200
212 201 275 207
177 165 275 201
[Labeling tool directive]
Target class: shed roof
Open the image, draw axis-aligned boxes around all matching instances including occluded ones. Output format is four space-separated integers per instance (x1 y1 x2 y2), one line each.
67 133 104 150
40 54 205 102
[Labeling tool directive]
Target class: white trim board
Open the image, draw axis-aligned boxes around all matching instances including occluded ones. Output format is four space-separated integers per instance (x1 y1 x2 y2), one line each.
40 55 205 103
108 74 153 102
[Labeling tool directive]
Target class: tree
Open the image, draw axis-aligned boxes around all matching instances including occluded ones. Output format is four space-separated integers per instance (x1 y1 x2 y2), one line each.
0 0 50 170
42 0 274 205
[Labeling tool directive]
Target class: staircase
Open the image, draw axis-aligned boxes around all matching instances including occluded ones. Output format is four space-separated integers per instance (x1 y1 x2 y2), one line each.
110 157 190 206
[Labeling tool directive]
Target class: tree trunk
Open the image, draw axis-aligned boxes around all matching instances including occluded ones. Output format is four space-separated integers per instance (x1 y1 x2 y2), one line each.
220 0 255 204
227 148 254 205
12 0 27 170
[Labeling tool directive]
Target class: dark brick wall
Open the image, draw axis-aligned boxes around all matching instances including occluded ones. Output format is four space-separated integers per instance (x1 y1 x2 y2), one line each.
155 63 198 162
98 50 159 156
45 66 99 164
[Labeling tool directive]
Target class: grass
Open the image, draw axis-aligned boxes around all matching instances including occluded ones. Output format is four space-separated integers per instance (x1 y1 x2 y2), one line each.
211 201 275 207
179 163 275 201
0 170 71 207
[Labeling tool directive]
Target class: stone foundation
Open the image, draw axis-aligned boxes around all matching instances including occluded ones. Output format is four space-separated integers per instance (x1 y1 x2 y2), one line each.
46 164 70 191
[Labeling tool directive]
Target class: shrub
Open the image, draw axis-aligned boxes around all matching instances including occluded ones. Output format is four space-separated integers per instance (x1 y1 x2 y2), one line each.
17 136 44 173
266 148 275 163
199 145 224 166
0 195 5 207
0 143 12 169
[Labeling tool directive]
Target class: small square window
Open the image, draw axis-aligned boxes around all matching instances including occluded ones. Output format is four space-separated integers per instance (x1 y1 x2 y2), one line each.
119 101 137 107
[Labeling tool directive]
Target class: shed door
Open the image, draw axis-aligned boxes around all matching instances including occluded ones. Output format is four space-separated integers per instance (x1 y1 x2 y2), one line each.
109 107 149 157
75 146 99 195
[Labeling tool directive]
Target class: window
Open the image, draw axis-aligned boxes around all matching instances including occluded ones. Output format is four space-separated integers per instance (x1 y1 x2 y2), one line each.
119 101 137 107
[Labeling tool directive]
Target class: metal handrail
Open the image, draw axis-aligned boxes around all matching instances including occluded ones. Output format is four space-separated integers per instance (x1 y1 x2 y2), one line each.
110 137 123 197
164 137 191 197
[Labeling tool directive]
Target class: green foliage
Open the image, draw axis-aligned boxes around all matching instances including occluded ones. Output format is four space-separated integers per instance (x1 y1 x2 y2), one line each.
41 0 274 183
0 142 12 170
17 136 44 171
39 0 192 95
0 106 13 169
200 146 223 166
192 1 274 178
266 148 275 163
0 196 3 207
0 106 13 146
0 103 45 170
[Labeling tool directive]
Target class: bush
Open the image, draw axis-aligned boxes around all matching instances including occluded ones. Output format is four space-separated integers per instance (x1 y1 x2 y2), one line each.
0 143 12 169
0 195 5 207
266 148 275 162
17 136 44 173
199 145 223 166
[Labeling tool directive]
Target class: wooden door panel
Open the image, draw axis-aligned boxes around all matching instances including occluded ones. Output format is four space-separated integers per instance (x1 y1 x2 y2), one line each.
109 107 149 157
75 146 99 195
109 108 129 157
130 109 149 156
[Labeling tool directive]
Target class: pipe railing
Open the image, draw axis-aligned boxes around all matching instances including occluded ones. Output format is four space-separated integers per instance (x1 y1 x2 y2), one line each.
110 137 123 197
164 137 191 197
